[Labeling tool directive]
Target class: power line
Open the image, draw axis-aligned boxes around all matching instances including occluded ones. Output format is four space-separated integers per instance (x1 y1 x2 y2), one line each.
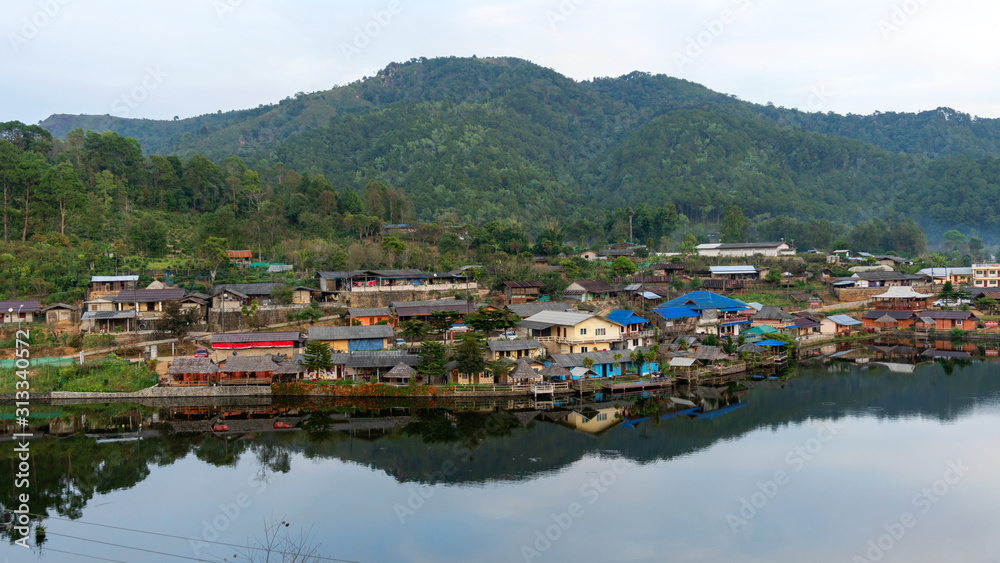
40 546 130 563
29 512 362 563
47 531 216 562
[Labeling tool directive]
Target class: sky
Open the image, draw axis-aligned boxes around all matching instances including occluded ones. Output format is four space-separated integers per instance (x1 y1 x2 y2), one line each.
3 0 1000 124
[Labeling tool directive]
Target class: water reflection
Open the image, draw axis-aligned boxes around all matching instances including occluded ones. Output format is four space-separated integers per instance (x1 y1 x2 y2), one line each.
2 355 1000 562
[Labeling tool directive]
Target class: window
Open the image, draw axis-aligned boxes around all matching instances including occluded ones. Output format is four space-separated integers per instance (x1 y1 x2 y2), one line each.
581 347 589 353
632 339 639 346
596 413 608 422
579 328 587 335
595 328 606 336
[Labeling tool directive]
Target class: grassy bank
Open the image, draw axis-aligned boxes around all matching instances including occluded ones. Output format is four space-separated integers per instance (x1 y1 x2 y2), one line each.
0 358 157 393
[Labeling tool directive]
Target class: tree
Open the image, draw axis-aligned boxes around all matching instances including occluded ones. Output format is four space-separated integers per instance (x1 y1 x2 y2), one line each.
241 299 261 329
381 236 405 254
720 205 749 243
270 284 294 305
416 341 446 384
303 341 333 376
160 301 200 339
400 319 430 341
199 237 229 282
766 268 783 284
487 359 513 384
611 256 637 277
45 161 85 236
454 334 485 380
938 281 959 301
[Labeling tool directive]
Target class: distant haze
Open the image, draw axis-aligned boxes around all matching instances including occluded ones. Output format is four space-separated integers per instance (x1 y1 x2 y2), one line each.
2 0 1000 123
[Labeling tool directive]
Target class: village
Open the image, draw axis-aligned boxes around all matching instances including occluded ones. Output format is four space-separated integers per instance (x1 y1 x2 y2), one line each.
4 241 999 397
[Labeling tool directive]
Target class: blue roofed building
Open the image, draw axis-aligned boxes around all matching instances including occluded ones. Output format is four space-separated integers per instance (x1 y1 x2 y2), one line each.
605 310 654 350
652 291 753 337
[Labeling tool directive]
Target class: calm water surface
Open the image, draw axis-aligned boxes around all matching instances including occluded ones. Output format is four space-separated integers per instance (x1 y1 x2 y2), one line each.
2 360 1000 563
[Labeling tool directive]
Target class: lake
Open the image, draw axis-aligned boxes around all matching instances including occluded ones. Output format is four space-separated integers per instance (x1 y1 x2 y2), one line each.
2 358 999 563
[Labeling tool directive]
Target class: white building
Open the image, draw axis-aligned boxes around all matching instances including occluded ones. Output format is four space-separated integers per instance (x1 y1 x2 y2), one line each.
696 242 796 258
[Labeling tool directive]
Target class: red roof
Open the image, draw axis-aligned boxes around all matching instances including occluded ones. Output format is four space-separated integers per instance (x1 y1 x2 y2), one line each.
226 250 252 259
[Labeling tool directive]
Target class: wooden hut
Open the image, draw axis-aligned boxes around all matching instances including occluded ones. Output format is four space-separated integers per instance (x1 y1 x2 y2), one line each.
382 362 415 386
164 357 219 386
219 355 279 384
509 360 542 385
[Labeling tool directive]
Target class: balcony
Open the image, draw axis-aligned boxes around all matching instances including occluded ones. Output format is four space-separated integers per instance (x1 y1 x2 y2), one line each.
347 282 478 294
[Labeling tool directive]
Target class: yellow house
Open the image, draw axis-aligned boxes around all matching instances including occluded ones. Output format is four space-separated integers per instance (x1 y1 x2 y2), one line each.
486 339 546 361
520 310 625 354
308 325 394 352
559 406 622 435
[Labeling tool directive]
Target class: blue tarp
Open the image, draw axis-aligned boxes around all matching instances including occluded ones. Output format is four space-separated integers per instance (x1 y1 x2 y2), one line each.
754 339 790 347
348 338 386 352
693 403 746 420
653 307 700 320
660 407 701 420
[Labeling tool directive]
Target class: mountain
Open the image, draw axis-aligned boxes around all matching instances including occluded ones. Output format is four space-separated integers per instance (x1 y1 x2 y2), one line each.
37 56 1000 237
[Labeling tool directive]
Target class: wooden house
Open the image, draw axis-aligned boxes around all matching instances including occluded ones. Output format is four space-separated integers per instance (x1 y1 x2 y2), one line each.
210 331 303 360
563 280 616 302
212 283 284 308
382 362 415 386
87 275 138 300
42 303 79 326
113 289 186 321
751 306 793 328
827 314 862 336
219 355 278 384
343 351 419 381
916 310 977 331
348 307 393 326
871 286 932 311
226 250 253 268
579 250 600 261
163 357 220 386
862 310 917 330
502 281 544 304
308 325 394 352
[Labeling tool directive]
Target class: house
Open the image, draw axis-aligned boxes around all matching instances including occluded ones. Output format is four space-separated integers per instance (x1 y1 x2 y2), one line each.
506 302 574 319
605 310 653 349
382 363 416 386
918 267 973 286
42 303 79 326
80 310 137 333
348 307 393 326
226 250 253 268
546 347 660 379
579 250 600 261
861 310 918 330
916 310 977 331
563 280 616 302
486 339 546 361
341 351 419 381
315 269 477 297
179 293 210 322
162 357 220 386
751 306 793 328
210 331 303 360
839 271 929 288
87 275 138 300
876 255 915 268
508 360 542 385
871 286 932 311
0 300 41 324
972 263 1000 289
709 265 760 281
392 299 477 323
827 314 862 336
218 354 278 383
112 289 186 326
653 291 753 337
557 406 623 436
502 281 544 304
650 307 701 335
212 283 285 308
308 325 394 352
696 242 796 257
519 310 625 354
649 264 687 277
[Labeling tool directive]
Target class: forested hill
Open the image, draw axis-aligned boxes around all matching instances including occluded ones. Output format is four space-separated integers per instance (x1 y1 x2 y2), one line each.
36 56 1000 236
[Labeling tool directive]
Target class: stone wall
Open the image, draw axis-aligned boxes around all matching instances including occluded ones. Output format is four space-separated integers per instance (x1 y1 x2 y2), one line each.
831 285 937 302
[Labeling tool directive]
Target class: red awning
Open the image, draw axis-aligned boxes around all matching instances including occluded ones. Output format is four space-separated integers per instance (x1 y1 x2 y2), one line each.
213 340 294 350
